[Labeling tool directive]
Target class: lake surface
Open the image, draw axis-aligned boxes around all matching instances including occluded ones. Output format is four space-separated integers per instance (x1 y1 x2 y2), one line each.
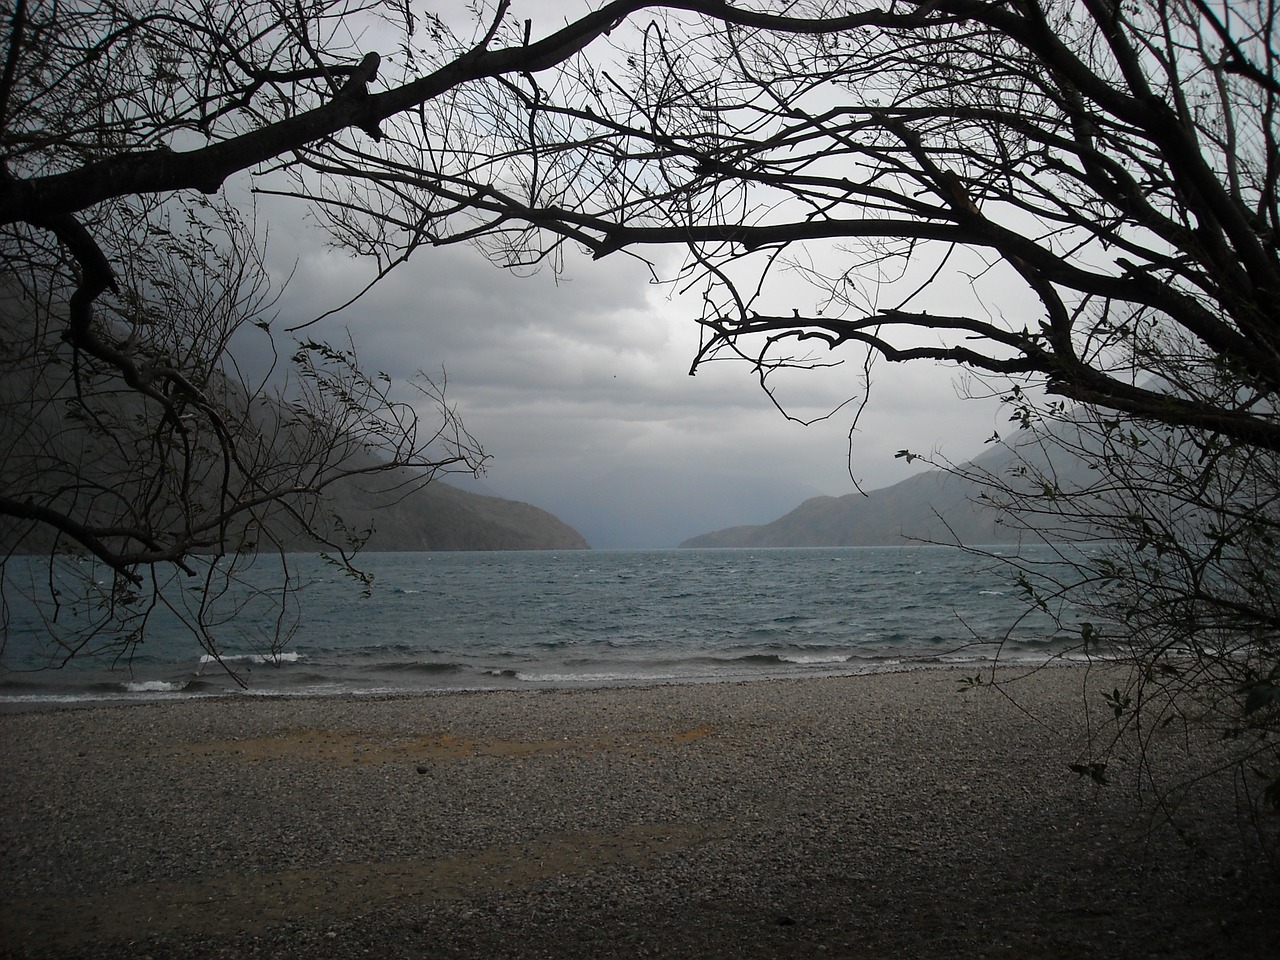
0 546 1092 705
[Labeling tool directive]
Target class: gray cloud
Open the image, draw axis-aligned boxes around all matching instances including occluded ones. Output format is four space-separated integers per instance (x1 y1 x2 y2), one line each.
254 221 1008 546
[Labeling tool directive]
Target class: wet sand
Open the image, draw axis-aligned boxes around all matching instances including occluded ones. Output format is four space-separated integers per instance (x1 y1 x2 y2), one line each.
1 665 1276 958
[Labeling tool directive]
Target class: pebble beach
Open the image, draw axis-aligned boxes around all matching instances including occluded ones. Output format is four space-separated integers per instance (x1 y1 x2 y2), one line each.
2 665 1277 959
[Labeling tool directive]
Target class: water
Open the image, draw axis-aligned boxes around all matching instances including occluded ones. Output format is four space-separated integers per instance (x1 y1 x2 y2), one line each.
0 546 1091 706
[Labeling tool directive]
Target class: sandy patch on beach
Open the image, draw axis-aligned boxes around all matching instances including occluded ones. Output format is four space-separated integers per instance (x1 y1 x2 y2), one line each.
4 823 720 951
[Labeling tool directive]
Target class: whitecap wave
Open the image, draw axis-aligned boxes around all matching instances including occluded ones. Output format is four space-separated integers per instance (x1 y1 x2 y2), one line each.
513 670 683 684
197 651 301 666
121 679 188 693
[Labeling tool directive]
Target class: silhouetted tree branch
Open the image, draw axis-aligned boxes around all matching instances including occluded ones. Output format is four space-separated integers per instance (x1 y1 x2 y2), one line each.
4 0 1277 843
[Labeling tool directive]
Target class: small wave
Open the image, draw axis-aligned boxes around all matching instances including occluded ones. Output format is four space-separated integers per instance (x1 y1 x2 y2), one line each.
698 651 854 667
345 642 420 658
378 661 462 675
197 652 301 666
728 653 790 666
511 669 683 684
776 653 852 665
121 679 188 693
604 637 660 650
533 638 580 650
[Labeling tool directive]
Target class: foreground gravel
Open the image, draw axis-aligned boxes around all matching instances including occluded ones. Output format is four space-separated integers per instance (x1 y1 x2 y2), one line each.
1 665 1276 959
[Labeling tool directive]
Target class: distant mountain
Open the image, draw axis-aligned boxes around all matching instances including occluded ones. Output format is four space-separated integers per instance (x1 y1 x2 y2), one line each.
325 477 590 551
2 463 590 555
0 297 588 554
680 435 1093 548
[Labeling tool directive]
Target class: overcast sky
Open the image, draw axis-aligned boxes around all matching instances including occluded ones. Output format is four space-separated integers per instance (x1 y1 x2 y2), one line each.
241 0 1015 549
254 230 1008 548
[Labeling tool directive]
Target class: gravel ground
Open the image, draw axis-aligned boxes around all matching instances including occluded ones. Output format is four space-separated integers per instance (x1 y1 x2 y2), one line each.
1 665 1276 959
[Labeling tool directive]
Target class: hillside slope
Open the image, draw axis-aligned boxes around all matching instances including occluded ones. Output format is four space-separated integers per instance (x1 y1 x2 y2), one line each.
327 478 590 551
681 435 1092 548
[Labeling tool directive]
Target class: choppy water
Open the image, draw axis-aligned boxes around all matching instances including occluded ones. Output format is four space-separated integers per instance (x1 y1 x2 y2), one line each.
0 546 1091 705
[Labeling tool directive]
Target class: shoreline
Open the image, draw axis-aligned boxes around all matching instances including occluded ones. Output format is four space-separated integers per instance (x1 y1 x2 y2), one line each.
2 665 1276 958
0 657 1094 715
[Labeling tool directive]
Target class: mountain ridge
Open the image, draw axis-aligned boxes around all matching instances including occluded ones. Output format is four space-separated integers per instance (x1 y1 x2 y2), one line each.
330 477 590 551
680 435 1088 548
